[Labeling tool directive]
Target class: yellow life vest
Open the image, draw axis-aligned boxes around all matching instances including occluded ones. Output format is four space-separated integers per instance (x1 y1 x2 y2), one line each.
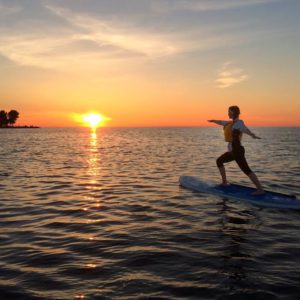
223 122 242 142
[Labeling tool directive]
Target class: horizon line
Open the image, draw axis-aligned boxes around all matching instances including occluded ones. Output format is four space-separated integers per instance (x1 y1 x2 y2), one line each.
11 125 300 129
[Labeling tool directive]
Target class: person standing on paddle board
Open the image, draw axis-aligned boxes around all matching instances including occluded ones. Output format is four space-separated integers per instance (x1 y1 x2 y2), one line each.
208 106 264 195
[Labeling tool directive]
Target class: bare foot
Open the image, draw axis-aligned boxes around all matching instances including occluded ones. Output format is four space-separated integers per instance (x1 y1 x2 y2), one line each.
252 189 265 196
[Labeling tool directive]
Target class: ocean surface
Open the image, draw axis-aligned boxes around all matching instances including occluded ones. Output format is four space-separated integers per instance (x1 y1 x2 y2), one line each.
0 127 299 300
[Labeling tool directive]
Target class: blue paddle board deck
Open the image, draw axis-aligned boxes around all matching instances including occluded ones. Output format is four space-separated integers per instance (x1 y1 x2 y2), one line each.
179 176 300 209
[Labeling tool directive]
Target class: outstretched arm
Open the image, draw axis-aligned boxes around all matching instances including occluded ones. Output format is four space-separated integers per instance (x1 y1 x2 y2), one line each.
208 120 229 126
245 130 261 139
239 122 261 139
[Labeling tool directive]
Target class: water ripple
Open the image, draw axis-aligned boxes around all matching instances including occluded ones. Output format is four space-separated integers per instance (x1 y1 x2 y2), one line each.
0 127 299 299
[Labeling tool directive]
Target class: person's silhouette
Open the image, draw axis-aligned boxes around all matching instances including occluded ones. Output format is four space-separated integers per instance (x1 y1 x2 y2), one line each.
208 106 264 195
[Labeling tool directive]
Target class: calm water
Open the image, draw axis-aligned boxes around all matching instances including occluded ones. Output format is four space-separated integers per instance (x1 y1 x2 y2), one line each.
0 127 299 300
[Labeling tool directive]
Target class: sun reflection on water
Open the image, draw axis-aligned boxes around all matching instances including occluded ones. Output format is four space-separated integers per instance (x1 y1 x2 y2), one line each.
87 128 100 179
84 128 102 210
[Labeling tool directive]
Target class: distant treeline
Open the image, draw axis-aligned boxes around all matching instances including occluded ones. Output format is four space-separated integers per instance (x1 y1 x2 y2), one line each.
0 110 20 127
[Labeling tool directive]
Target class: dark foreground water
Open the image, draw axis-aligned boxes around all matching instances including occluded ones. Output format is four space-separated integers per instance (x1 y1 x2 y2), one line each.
0 127 299 300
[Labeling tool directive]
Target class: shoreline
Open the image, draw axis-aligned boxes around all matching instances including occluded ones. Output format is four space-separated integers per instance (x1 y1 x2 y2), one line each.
0 126 40 129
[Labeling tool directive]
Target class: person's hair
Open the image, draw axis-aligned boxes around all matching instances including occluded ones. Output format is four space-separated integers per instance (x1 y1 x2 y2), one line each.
229 105 240 119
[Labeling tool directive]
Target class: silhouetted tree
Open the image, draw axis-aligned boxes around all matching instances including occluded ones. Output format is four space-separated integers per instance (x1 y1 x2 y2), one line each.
0 110 8 127
8 110 19 126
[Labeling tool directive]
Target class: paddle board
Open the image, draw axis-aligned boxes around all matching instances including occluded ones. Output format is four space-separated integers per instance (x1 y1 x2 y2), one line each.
179 176 300 209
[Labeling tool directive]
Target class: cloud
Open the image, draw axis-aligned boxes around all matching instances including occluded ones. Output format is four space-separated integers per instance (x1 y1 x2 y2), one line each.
0 0 285 72
216 62 248 88
0 2 240 71
154 0 282 12
45 4 179 58
0 3 181 71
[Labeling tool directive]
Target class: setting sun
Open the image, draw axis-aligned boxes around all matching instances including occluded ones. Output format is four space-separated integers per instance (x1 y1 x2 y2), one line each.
72 112 111 128
83 114 104 128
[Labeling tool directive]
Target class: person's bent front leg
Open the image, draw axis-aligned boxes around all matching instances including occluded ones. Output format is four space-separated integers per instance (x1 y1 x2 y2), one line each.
216 152 234 185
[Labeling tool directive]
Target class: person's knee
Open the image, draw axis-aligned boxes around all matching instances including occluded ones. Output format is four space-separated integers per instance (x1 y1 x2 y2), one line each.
216 157 223 168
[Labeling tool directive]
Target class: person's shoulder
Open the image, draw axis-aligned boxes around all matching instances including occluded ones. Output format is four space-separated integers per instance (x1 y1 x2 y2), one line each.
233 119 246 128
236 119 248 130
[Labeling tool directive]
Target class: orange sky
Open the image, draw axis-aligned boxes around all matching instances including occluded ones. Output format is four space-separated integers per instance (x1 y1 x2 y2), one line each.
1 1 299 127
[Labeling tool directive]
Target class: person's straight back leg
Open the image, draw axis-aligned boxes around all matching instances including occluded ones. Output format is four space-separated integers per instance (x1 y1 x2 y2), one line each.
234 147 264 194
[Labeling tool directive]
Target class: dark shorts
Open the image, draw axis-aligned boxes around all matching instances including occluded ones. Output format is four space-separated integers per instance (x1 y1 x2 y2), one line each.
216 146 252 175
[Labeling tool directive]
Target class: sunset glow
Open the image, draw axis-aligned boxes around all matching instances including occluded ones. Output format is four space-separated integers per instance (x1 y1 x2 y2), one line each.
83 114 103 128
0 1 299 127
